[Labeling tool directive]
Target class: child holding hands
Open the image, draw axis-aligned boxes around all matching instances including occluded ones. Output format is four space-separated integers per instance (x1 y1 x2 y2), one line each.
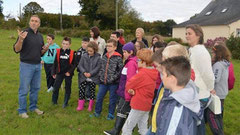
76 41 101 111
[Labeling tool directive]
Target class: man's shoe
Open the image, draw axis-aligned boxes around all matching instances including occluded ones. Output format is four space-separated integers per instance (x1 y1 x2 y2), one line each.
19 113 29 119
34 108 44 115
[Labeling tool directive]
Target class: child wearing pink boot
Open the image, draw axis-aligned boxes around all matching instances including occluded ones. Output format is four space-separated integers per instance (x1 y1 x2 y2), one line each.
76 41 101 111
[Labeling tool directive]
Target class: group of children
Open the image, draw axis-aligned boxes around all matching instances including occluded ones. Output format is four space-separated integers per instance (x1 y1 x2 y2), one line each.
40 26 234 135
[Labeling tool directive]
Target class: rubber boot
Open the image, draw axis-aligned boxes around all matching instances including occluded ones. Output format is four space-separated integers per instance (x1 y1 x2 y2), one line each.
103 116 126 135
88 100 94 112
63 93 70 108
76 100 85 111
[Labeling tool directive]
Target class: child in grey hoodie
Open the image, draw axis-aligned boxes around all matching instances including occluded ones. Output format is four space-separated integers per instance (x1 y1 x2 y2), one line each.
154 56 201 135
206 41 231 135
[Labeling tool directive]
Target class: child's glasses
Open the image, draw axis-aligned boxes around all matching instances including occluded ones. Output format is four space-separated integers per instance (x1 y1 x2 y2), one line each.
106 45 114 48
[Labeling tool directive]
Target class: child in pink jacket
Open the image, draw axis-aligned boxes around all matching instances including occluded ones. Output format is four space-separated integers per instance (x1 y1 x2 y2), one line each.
104 42 138 135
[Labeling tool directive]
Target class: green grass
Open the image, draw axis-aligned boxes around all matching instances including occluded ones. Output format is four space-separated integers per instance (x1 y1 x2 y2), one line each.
0 29 240 135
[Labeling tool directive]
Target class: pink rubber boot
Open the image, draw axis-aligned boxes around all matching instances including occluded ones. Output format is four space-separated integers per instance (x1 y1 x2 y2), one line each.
76 100 85 111
88 100 94 112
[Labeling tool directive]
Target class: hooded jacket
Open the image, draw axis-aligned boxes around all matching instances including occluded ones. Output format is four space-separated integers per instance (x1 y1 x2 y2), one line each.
75 47 87 70
213 60 230 99
155 80 201 135
125 67 158 111
116 56 138 100
99 51 123 84
78 53 101 84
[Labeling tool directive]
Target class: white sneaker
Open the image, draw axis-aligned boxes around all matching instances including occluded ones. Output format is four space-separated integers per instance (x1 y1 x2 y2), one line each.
47 86 54 93
19 113 29 119
34 108 44 115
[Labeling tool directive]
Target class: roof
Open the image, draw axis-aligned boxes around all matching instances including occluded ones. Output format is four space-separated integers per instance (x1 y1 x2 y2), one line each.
174 0 240 28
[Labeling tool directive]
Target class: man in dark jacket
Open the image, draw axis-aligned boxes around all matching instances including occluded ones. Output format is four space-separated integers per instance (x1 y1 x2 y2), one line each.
103 31 123 57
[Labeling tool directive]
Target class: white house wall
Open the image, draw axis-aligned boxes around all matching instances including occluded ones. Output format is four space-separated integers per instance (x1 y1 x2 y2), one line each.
229 20 240 36
173 25 230 43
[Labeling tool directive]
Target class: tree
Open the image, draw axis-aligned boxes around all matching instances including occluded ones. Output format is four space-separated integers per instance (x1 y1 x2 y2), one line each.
163 19 177 36
78 0 142 30
150 19 176 36
119 7 143 33
151 20 165 35
78 0 100 27
0 0 3 18
23 2 44 17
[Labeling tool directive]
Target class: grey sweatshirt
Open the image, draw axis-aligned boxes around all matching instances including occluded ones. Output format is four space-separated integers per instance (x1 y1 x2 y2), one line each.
212 60 230 99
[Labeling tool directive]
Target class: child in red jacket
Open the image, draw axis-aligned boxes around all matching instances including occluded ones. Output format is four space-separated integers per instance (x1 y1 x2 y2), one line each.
122 48 158 135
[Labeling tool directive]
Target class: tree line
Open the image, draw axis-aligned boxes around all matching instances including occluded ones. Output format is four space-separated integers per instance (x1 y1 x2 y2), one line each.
0 1 176 36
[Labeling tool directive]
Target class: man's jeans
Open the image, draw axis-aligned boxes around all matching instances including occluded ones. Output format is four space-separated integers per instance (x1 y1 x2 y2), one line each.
95 84 118 115
18 62 41 114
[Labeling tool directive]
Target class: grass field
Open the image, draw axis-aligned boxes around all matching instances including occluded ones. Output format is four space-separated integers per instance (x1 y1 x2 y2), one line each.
0 29 239 135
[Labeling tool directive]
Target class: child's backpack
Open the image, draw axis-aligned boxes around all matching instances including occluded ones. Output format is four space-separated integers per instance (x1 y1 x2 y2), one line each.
228 62 235 91
56 49 74 72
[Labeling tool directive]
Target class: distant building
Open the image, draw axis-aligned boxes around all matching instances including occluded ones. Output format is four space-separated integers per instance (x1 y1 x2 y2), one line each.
173 0 240 42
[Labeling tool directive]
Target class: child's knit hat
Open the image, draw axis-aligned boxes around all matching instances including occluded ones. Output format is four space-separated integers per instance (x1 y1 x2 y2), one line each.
123 42 135 51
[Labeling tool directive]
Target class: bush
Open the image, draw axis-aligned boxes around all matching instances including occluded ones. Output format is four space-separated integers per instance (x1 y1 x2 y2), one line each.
100 30 112 41
38 27 55 35
72 30 90 38
164 37 183 44
60 29 90 38
226 34 240 60
204 37 227 49
0 18 19 30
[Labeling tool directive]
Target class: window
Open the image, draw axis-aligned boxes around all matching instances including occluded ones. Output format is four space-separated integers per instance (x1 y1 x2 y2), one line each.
237 29 240 37
205 11 212 16
221 8 228 13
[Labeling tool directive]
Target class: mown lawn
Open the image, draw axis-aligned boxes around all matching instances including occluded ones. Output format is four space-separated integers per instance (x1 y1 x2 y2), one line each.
0 29 239 135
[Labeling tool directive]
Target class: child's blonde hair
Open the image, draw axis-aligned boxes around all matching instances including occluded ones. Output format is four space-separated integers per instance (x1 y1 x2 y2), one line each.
137 48 153 66
162 45 189 60
167 41 180 46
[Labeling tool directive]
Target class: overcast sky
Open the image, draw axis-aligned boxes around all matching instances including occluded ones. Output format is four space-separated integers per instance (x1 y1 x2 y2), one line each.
3 0 212 24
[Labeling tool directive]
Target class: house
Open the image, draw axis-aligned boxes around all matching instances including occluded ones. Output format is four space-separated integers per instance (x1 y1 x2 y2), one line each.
172 0 240 42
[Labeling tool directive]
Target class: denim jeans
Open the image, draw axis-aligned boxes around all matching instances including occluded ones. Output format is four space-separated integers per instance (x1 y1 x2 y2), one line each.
95 84 118 115
18 62 41 114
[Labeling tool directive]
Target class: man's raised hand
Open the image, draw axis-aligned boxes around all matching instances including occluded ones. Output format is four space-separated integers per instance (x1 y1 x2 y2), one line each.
17 29 28 41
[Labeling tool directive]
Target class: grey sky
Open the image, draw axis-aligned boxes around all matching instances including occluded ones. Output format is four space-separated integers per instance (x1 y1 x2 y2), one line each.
3 0 211 23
